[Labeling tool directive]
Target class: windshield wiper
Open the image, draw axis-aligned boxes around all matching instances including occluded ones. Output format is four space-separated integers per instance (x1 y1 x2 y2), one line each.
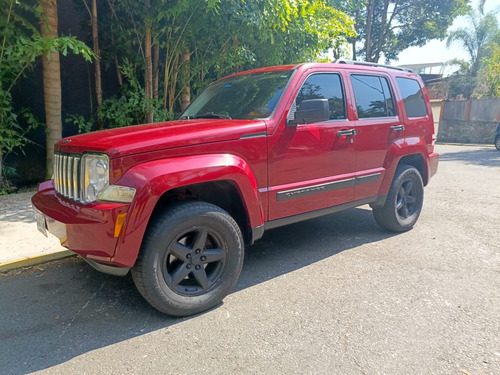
192 112 232 120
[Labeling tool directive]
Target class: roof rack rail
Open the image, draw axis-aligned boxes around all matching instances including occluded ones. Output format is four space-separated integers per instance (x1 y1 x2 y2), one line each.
334 59 413 73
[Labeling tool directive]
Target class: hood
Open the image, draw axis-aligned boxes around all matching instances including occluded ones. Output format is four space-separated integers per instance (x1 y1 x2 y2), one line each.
56 119 267 158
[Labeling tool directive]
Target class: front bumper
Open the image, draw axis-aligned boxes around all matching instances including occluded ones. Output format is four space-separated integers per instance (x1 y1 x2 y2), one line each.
32 180 132 273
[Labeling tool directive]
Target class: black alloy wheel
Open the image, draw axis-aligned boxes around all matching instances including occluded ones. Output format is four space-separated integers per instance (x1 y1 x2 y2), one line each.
132 202 244 317
373 164 424 232
163 226 226 296
395 180 417 220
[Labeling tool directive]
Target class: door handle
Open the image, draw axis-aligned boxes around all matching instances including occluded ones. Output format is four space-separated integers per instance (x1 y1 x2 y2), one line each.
390 125 405 131
337 129 357 137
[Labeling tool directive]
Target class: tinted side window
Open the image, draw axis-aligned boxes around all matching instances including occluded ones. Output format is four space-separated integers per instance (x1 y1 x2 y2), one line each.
295 73 346 120
396 78 428 118
351 74 396 119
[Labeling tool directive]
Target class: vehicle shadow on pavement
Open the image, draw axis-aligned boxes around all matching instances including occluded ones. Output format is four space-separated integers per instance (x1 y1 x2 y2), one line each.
239 207 395 291
0 207 395 374
439 148 500 168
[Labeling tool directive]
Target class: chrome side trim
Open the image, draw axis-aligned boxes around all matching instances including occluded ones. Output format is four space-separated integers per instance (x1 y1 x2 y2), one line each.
276 172 381 202
277 178 355 202
355 173 381 185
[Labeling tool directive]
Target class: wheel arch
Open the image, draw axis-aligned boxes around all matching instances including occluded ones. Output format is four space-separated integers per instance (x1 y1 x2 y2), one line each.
150 180 252 244
397 153 427 186
111 154 265 267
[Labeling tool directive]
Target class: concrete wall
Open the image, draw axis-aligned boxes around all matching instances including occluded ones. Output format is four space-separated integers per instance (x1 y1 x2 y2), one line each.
437 99 500 144
470 99 500 122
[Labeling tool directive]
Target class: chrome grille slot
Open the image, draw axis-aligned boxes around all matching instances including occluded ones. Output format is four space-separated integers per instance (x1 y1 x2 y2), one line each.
67 156 73 199
54 153 82 202
72 157 79 199
62 155 67 196
53 154 59 191
57 153 63 192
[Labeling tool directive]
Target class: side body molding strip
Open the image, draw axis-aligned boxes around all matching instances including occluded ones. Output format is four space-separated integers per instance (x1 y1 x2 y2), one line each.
265 196 378 230
276 173 381 202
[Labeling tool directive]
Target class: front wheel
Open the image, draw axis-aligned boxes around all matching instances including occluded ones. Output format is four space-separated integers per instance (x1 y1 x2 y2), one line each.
131 202 244 316
373 165 424 232
495 136 500 151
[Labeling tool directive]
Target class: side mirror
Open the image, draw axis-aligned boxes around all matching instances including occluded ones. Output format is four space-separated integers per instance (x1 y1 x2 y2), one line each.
287 99 329 126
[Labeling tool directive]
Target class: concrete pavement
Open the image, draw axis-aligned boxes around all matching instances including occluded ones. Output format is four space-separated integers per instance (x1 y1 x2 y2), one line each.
0 189 73 272
0 143 499 374
0 142 497 274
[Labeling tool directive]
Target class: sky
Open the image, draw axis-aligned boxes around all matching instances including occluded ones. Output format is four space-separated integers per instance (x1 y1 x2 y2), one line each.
395 0 500 75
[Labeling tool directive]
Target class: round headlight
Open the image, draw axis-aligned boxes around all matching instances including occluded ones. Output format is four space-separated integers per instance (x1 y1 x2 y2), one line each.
82 154 109 202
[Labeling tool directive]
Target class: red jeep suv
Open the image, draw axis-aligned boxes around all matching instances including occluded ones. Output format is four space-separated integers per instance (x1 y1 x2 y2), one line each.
32 61 439 316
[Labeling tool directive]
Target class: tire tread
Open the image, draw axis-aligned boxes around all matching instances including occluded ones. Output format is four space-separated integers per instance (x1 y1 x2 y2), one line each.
373 164 424 232
131 201 244 316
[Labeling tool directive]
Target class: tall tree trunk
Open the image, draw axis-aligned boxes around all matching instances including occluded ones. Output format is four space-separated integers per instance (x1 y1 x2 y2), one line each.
91 0 103 129
114 52 123 86
0 146 3 189
111 32 123 86
152 43 159 100
180 48 190 111
40 0 62 178
365 0 375 62
374 0 390 63
144 0 153 123
352 9 359 61
163 50 171 110
168 54 179 112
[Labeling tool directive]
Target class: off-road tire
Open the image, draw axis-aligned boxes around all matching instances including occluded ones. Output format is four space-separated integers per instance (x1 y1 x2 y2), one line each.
131 202 244 316
373 165 424 232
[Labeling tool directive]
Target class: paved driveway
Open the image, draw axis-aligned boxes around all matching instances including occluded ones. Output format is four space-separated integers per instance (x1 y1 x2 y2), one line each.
1 144 499 375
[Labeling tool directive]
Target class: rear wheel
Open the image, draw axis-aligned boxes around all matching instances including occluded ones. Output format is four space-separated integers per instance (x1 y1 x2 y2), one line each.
373 165 424 232
132 202 244 316
495 136 500 151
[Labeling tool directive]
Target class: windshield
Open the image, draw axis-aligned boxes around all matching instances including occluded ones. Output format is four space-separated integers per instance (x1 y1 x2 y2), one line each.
180 71 293 120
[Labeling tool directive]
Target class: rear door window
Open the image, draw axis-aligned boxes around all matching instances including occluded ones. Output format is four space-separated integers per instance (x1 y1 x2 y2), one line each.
396 78 428 118
351 74 396 119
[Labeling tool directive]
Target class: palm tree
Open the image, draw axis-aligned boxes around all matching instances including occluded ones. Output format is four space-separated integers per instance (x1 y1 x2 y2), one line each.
40 0 62 178
446 0 500 76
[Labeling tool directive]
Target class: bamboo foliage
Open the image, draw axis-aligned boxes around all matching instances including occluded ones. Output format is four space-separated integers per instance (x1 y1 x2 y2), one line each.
91 0 356 124
1 0 357 185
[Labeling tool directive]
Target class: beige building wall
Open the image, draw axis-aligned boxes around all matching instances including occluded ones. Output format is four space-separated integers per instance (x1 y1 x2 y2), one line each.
430 99 443 135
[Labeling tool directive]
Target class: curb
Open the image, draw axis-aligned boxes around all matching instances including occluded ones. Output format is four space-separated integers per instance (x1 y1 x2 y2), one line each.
436 142 494 148
0 250 75 273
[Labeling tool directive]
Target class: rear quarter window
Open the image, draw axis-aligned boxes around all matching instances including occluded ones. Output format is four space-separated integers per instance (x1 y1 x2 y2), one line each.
396 77 428 118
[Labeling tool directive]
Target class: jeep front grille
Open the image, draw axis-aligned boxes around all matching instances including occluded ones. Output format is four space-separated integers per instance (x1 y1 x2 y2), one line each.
54 153 83 202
